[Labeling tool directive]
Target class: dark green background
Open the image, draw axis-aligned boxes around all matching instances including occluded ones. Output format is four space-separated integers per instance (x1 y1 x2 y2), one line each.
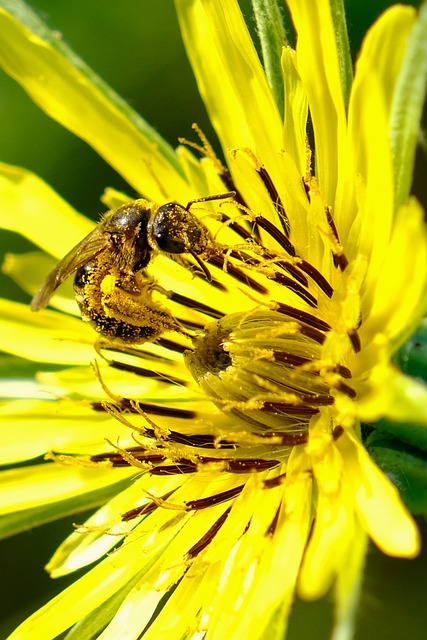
0 1 426 638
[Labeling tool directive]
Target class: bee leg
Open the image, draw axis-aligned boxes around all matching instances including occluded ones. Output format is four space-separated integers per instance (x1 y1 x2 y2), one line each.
188 249 212 282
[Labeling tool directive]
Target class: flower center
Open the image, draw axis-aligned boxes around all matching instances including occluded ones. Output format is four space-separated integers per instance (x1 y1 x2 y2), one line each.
185 308 345 436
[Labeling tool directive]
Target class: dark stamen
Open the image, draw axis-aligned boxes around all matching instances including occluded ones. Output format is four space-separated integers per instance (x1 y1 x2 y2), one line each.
220 214 254 242
299 324 328 345
263 471 287 488
270 272 318 307
332 425 345 440
109 360 187 386
302 178 311 201
336 364 352 379
336 381 357 398
348 329 361 353
272 352 314 367
256 166 290 236
225 458 278 473
166 455 278 473
121 490 175 521
326 208 349 271
276 262 309 287
254 215 296 256
168 291 225 319
121 502 157 521
208 254 269 294
298 260 334 298
91 399 197 419
262 401 319 415
187 508 231 558
275 303 331 332
219 170 249 210
156 431 237 450
91 449 166 467
155 337 190 354
256 431 309 446
186 485 244 510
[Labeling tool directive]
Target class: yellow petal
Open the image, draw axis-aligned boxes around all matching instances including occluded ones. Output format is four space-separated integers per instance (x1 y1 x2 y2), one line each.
0 163 92 258
346 6 416 286
286 0 348 208
0 298 94 364
361 198 427 346
175 0 283 187
0 462 133 514
3 252 76 313
7 519 168 640
299 482 356 599
0 9 188 201
333 522 368 640
358 364 427 427
281 47 308 177
338 431 420 557
47 474 184 576
0 398 132 465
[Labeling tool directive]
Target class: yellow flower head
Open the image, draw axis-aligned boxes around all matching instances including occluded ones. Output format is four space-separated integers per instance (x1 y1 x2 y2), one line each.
0 1 427 639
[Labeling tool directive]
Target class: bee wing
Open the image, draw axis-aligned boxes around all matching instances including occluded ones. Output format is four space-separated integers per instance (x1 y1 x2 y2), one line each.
31 228 110 311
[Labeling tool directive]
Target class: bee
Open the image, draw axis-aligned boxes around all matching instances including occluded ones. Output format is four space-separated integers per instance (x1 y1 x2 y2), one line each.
31 192 234 343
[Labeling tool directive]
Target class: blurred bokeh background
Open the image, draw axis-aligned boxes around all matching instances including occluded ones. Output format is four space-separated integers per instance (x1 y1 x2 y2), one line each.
0 1 426 638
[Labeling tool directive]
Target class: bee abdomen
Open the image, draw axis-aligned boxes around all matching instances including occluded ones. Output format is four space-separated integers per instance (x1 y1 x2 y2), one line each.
86 313 158 342
74 262 179 344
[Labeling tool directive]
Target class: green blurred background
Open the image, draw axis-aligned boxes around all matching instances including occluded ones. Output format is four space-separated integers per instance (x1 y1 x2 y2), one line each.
0 1 426 638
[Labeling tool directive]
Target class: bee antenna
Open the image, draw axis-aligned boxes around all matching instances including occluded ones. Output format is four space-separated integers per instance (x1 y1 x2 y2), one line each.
186 191 236 211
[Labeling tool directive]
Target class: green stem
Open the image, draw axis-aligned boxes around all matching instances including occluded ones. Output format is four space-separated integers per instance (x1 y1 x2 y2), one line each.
251 0 288 119
329 0 353 109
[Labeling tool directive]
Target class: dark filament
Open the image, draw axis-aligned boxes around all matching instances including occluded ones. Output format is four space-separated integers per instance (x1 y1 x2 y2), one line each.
187 508 231 558
256 165 290 236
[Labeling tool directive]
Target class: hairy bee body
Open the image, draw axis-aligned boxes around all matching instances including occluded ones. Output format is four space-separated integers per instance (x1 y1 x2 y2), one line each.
31 192 233 343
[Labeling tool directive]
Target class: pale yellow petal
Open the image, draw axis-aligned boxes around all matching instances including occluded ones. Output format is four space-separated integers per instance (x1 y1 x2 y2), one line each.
175 0 283 193
286 0 348 208
47 474 184 576
0 9 188 201
338 431 420 557
0 163 92 258
346 6 416 284
0 299 94 364
358 364 427 427
0 462 134 514
332 522 368 640
361 198 427 346
0 398 134 464
281 46 308 176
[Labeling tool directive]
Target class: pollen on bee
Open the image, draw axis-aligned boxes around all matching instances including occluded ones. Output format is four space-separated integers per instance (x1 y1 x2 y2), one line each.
100 274 117 295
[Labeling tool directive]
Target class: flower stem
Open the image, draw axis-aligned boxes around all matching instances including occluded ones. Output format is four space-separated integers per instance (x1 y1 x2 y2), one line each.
329 0 353 109
251 0 288 119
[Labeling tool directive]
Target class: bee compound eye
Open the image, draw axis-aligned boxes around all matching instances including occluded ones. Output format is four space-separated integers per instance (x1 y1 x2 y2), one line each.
151 203 209 254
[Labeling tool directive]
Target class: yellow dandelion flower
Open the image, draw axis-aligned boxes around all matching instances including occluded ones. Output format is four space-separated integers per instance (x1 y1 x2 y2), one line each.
1 1 427 639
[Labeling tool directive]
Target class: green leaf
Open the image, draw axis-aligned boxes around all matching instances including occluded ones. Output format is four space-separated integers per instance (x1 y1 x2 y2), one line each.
251 0 288 118
394 319 427 381
390 0 427 207
365 422 427 514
